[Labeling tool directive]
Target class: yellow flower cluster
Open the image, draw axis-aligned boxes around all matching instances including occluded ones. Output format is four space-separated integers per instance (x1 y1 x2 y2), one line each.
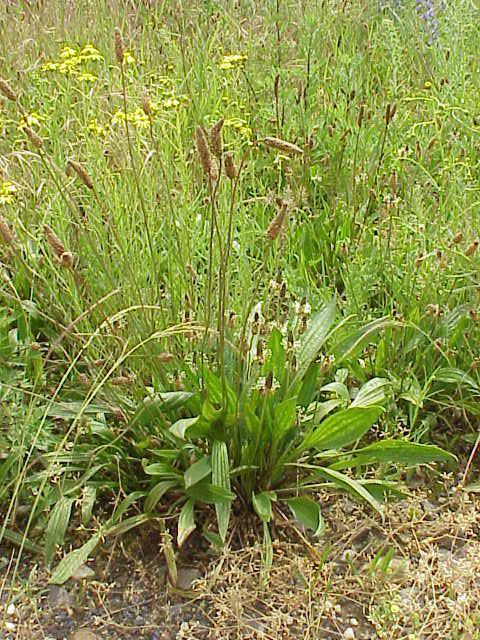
224 117 252 142
42 44 102 82
0 181 17 205
219 53 247 70
110 94 189 130
111 108 149 129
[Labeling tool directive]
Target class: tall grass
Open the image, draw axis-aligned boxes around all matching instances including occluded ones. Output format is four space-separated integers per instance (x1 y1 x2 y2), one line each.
0 0 478 581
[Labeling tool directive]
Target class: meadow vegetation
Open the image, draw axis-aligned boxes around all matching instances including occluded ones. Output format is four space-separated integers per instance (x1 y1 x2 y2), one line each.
0 0 479 592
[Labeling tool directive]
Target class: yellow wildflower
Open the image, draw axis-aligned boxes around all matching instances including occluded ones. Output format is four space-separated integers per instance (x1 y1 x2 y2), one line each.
111 108 149 129
0 181 18 205
79 44 102 62
87 119 107 137
60 46 77 59
76 72 97 83
219 53 247 70
123 50 136 66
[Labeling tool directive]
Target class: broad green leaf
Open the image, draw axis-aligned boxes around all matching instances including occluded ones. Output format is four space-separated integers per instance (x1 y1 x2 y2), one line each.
184 455 212 489
260 521 273 588
352 378 389 408
177 498 195 547
294 301 335 383
186 481 234 504
433 367 479 391
348 440 456 465
334 318 396 363
50 532 101 585
212 441 231 543
321 381 350 402
297 363 319 407
1 529 42 555
145 480 178 512
45 497 74 566
81 486 96 525
46 401 110 419
130 392 194 427
169 416 200 440
286 497 324 536
143 461 179 478
301 406 383 451
106 514 151 537
113 492 146 522
273 397 297 440
318 467 383 514
252 491 277 522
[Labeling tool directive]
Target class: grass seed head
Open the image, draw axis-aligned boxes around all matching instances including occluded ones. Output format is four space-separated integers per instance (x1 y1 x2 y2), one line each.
224 153 237 180
465 239 479 257
0 78 17 102
114 27 124 64
0 214 15 246
195 125 212 175
210 118 224 159
266 202 288 241
264 136 303 156
24 126 43 148
450 232 463 246
44 224 67 259
141 86 152 116
66 159 94 189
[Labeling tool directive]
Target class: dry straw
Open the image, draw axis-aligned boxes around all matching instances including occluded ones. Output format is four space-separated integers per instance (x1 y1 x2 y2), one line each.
66 159 94 189
264 136 303 156
195 125 212 175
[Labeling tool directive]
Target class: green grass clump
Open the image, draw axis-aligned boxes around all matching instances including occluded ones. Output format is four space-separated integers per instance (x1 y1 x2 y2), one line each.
0 0 478 580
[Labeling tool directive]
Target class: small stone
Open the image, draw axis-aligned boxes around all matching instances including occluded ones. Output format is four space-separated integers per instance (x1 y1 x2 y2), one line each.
6 603 15 616
350 618 359 626
48 585 74 610
343 628 355 640
176 567 202 590
72 564 95 580
70 630 98 640
5 621 16 631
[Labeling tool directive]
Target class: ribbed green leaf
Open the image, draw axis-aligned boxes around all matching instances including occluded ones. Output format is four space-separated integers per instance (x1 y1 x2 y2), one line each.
351 378 389 408
294 301 335 383
286 497 324 536
184 455 212 489
145 480 178 512
252 491 277 523
169 416 200 440
349 440 456 465
50 532 101 585
318 467 382 514
212 441 231 543
81 486 96 526
177 498 195 547
301 406 383 451
45 497 74 566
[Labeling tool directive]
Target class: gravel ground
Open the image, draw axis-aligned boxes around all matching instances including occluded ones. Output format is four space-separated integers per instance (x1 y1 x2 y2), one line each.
1 474 479 639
